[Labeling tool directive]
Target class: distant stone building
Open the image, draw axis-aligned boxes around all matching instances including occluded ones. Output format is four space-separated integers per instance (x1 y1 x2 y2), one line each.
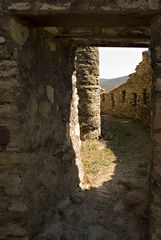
101 51 152 124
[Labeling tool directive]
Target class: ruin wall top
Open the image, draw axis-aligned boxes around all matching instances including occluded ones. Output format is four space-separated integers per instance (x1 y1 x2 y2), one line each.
1 1 161 27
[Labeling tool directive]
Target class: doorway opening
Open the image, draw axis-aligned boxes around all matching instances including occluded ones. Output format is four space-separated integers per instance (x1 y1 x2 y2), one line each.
80 47 152 239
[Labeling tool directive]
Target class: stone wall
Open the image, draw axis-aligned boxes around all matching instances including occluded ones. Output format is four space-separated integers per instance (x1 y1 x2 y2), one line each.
150 16 161 240
101 51 152 124
2 1 160 22
1 1 161 239
76 47 100 140
0 17 80 239
1 1 156 48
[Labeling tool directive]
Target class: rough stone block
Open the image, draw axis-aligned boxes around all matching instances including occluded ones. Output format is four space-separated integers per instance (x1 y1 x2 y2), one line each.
0 67 17 78
154 46 161 62
0 174 21 187
151 233 158 240
0 197 10 211
0 152 28 166
154 99 161 129
8 2 31 11
7 223 27 236
47 85 54 103
155 78 161 91
148 0 160 9
5 125 21 150
5 185 22 196
40 3 71 11
8 202 28 213
0 126 10 146
0 104 15 117
10 19 29 46
0 60 17 69
0 79 18 88
38 101 51 118
0 227 6 239
0 37 6 44
153 147 161 169
44 27 59 35
154 132 161 146
152 165 161 182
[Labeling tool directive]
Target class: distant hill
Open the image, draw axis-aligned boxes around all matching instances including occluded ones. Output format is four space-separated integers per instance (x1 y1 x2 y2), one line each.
100 76 128 91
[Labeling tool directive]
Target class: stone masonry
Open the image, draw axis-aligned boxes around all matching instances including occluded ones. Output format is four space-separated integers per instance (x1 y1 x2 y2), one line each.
0 0 161 239
101 51 152 124
150 16 161 240
0 17 80 239
76 47 100 140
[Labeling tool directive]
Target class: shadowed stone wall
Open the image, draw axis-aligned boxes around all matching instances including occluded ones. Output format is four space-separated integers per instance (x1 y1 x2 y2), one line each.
2 1 160 19
0 17 80 239
1 0 161 239
101 51 152 124
76 47 100 140
150 16 161 240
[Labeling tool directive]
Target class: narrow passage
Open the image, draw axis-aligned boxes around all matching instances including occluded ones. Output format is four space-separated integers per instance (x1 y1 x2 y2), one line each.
79 115 151 240
37 115 151 240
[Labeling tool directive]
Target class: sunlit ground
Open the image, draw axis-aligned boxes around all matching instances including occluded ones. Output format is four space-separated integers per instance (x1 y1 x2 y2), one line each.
81 115 151 188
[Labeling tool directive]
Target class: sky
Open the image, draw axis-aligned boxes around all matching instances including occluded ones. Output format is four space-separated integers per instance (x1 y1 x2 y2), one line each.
99 47 148 79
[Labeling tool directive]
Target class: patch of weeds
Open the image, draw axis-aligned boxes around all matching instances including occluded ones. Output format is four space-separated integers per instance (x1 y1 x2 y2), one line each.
83 160 99 174
81 139 116 177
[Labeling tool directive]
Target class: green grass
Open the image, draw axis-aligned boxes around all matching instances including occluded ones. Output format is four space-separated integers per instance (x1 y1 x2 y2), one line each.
81 139 116 175
81 118 150 182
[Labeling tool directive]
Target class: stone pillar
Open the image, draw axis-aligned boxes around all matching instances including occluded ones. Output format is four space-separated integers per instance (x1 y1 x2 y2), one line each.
76 47 101 140
150 15 161 240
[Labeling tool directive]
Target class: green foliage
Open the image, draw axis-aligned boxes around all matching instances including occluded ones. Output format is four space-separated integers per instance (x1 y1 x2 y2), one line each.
81 139 116 175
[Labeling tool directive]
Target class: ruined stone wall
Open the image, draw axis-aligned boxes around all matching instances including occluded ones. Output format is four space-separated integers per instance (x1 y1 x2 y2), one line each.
101 51 152 124
0 17 80 239
1 1 160 16
1 1 161 239
150 16 161 240
76 47 100 140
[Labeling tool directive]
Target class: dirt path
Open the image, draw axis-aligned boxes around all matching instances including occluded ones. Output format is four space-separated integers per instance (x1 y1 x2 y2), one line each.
78 115 151 240
36 115 151 240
